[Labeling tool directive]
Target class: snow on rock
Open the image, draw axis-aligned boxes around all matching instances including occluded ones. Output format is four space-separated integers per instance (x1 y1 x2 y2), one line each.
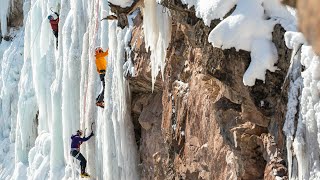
262 0 297 31
143 0 171 90
243 38 278 86
108 0 133 8
208 0 277 86
180 0 296 86
181 0 237 26
285 32 305 50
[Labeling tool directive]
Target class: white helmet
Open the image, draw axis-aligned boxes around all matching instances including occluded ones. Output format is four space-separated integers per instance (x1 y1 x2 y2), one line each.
51 13 58 20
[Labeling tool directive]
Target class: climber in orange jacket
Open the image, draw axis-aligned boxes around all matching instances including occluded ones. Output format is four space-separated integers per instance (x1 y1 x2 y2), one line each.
95 47 108 108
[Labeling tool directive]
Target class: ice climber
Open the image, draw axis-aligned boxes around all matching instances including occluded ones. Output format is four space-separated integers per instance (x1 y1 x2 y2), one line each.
70 130 94 178
48 12 59 48
94 47 109 108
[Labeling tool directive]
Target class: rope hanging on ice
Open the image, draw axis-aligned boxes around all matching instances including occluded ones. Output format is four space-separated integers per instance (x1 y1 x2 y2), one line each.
82 0 101 122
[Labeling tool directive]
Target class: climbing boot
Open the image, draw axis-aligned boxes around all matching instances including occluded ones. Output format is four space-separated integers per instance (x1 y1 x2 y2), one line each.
96 101 104 108
80 172 90 178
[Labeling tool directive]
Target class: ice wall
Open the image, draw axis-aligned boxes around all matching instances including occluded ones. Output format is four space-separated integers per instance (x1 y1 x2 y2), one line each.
283 31 320 179
2 0 320 180
97 6 139 180
0 29 24 180
108 0 133 8
0 0 139 179
181 0 295 86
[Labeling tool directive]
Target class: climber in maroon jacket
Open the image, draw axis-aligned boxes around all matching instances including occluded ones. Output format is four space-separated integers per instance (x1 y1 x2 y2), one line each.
48 12 59 47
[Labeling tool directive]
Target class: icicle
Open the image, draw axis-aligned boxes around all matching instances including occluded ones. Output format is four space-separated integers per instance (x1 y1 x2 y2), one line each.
0 0 11 36
283 31 304 180
143 0 171 90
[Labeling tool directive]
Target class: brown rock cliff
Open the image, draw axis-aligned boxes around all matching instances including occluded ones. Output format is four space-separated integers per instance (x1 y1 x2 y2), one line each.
123 1 292 179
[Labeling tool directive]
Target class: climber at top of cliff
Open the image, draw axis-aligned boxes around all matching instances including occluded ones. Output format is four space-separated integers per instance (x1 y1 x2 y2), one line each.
48 11 59 48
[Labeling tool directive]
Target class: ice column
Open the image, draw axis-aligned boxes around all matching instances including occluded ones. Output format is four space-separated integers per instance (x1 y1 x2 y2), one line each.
143 0 171 90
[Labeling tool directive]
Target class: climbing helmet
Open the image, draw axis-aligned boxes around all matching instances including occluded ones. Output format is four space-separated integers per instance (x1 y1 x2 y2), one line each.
95 47 103 54
77 130 83 136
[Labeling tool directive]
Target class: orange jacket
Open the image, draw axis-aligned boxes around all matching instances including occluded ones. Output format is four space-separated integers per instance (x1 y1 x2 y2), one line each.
95 49 108 74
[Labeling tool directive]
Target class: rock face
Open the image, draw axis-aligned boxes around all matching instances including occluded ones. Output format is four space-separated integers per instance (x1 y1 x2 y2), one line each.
281 0 296 7
297 0 320 55
8 0 24 28
0 0 23 38
119 1 291 180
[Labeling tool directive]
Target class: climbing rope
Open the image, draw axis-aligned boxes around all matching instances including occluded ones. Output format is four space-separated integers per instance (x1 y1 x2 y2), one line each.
27 0 42 51
82 0 100 123
280 43 303 95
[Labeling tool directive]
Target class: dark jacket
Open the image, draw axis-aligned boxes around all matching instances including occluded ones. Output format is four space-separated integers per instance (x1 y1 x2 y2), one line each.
70 134 93 150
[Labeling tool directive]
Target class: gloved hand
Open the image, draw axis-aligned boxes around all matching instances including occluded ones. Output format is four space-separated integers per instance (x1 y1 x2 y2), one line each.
90 131 94 137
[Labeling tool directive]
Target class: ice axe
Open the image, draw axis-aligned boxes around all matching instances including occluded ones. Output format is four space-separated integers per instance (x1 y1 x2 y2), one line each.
101 15 117 21
91 122 95 132
50 7 55 13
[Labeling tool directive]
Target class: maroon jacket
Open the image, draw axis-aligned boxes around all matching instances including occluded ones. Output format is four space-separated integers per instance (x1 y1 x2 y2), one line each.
49 18 59 32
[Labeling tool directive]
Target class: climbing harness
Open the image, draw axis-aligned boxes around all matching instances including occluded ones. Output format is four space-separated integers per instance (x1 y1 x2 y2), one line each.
72 150 81 158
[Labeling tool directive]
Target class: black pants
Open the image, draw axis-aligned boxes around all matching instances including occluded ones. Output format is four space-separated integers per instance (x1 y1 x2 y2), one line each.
53 30 58 38
53 30 58 48
96 73 105 102
71 150 87 174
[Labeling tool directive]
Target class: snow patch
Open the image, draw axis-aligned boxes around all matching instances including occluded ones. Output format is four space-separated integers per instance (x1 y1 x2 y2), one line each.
208 0 277 86
108 0 133 8
181 0 237 26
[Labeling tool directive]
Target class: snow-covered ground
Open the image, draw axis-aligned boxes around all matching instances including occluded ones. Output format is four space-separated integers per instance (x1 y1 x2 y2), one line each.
0 0 319 180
